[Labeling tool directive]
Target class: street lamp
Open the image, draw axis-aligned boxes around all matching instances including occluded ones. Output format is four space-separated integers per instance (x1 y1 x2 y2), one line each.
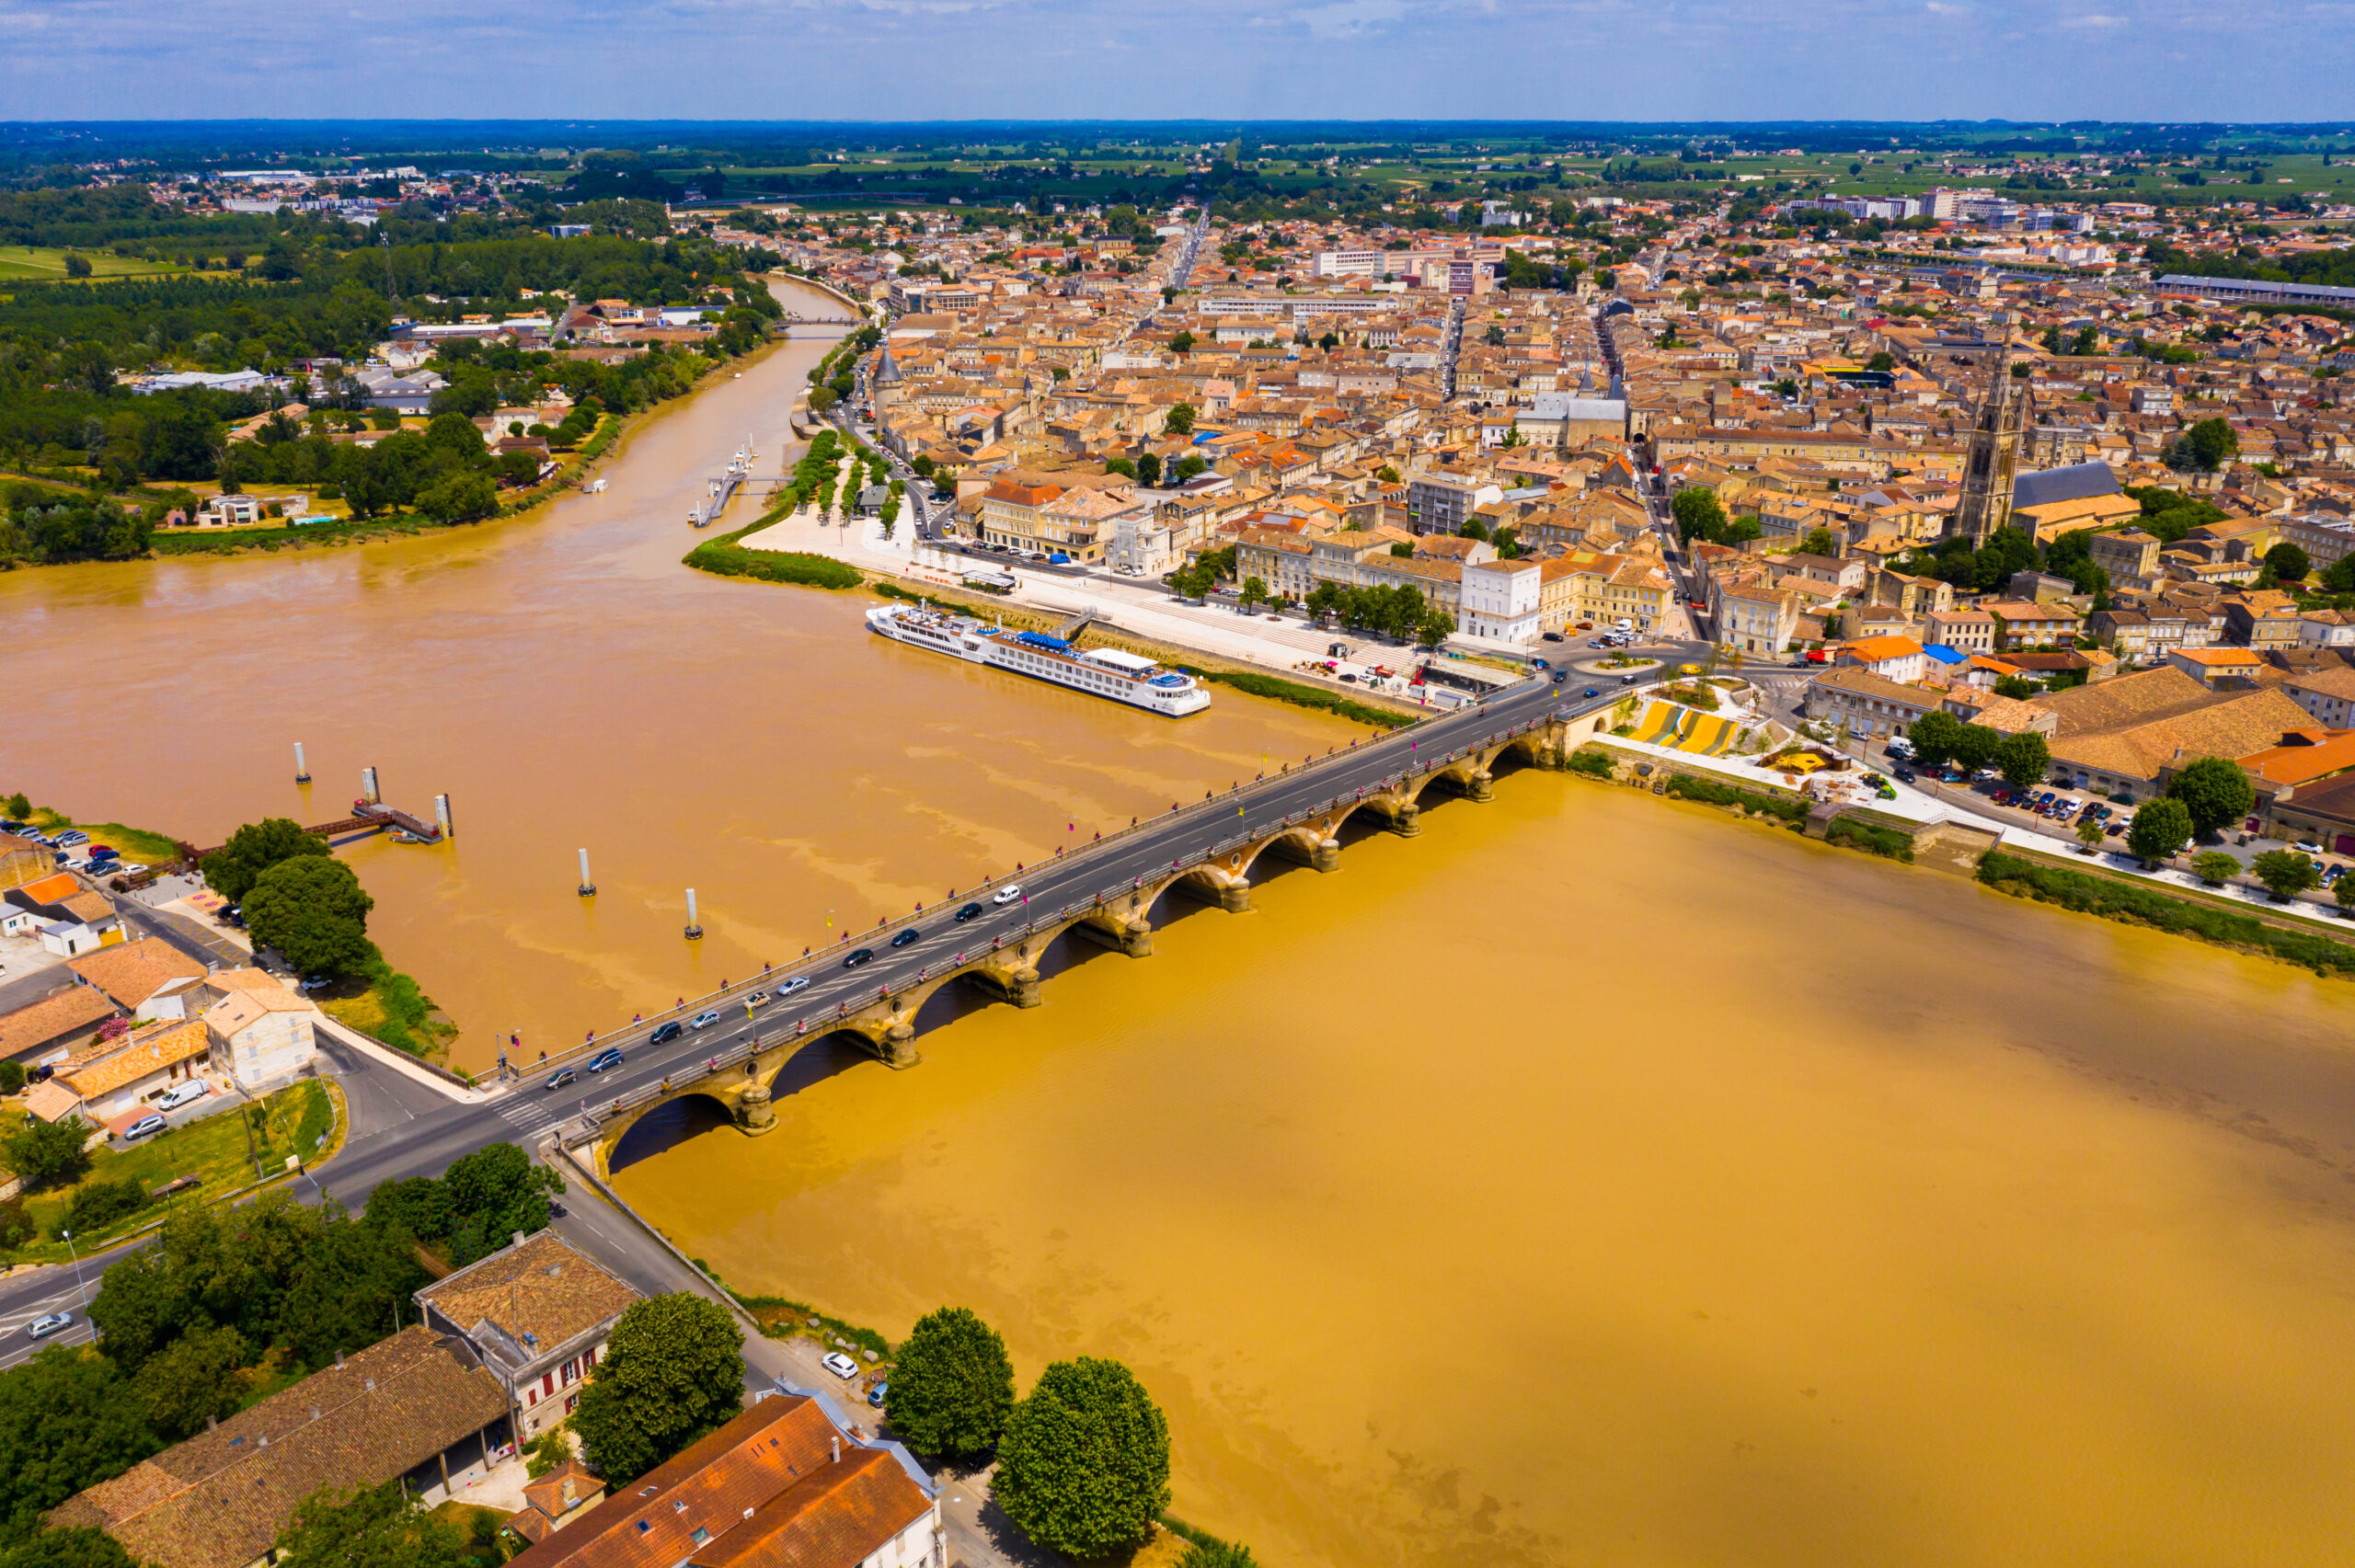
63 1229 86 1311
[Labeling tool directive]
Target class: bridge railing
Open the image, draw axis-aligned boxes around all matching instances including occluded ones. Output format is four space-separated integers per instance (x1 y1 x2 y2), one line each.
527 689 1591 1083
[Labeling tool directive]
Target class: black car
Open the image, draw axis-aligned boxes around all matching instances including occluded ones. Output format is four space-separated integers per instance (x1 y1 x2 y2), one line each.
890 928 922 948
954 901 984 921
545 1067 577 1091
649 1021 685 1045
844 947 874 968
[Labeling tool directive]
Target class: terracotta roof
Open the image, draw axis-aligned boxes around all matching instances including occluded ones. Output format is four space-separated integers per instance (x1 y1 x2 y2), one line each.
511 1397 930 1568
47 1327 509 1568
14 872 82 906
416 1231 639 1373
2239 728 2355 789
2036 668 2317 782
59 1019 210 1100
66 939 206 1008
0 985 119 1058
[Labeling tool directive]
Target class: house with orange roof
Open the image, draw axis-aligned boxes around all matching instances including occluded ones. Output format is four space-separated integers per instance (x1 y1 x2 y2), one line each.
68 937 205 1010
44 1016 212 1124
1832 634 1929 685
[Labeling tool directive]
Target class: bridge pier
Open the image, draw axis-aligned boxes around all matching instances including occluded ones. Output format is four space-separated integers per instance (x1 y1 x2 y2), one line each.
1465 771 1497 803
962 962 1042 1008
1072 915 1155 958
736 1082 777 1136
1387 802 1422 838
1261 835 1342 875
880 1020 921 1068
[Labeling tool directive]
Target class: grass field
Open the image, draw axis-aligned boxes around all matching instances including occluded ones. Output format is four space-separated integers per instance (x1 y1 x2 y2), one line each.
0 246 192 282
24 807 180 861
0 1078 339 1261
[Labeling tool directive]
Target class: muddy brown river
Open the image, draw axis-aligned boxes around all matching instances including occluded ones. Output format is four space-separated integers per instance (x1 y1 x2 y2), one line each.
9 281 2355 1566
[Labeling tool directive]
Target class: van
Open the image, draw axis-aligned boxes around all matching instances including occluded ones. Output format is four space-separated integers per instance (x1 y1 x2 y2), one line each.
158 1081 210 1111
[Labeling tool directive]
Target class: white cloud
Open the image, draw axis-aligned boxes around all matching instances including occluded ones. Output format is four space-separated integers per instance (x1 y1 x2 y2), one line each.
2056 10 2128 24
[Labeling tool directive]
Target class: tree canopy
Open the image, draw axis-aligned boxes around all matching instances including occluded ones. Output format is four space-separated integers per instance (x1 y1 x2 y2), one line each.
0 1349 159 1546
570 1294 744 1484
2165 756 2256 840
243 855 374 978
2127 797 2194 864
994 1357 1170 1560
200 818 332 906
884 1308 1016 1464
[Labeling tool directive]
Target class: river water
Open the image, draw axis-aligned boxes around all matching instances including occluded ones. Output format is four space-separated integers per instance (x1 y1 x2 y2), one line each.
12 282 2355 1565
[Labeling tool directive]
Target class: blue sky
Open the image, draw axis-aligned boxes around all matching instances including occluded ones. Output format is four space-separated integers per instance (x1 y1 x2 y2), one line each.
2 0 2349 123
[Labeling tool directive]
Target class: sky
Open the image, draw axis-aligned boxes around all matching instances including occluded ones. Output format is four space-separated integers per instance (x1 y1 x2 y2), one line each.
1 0 2349 124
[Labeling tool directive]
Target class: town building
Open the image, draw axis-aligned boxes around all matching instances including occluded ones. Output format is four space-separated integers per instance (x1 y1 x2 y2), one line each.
413 1230 641 1441
510 1391 941 1568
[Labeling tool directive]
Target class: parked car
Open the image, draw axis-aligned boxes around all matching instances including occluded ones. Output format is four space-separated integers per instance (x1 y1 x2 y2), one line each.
1541 631 1565 643
689 1010 722 1030
954 901 984 921
777 975 810 995
867 1379 889 1408
889 928 922 948
122 1114 167 1141
25 1311 72 1340
2295 841 2326 855
158 1080 210 1111
821 1352 859 1380
545 1067 578 1091
86 847 120 864
586 1047 626 1073
843 948 874 968
649 1021 685 1045
52 830 88 848
993 885 1023 905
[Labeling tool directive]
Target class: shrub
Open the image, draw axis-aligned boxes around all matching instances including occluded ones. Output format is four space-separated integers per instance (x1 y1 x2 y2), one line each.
1661 773 1808 824
1825 816 1914 863
0 1062 23 1095
60 1177 150 1240
1564 747 1615 778
1978 851 2355 977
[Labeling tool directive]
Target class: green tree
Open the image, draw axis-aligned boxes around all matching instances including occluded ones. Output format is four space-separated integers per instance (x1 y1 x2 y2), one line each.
2264 542 2310 582
414 471 499 524
244 856 374 978
570 1294 744 1484
994 1358 1170 1561
2337 875 2355 917
0 1063 20 1096
1237 576 1269 612
2165 756 2256 840
3 794 29 819
1947 722 2002 776
1866 350 1895 372
1906 710 1965 770
1669 486 1726 544
272 1482 474 1568
1135 452 1162 487
435 1142 565 1264
62 255 91 280
201 818 332 906
885 1307 1017 1464
0 1348 158 1545
1418 606 1457 647
0 1116 91 1192
1993 730 2051 792
130 1324 247 1441
2181 417 2239 472
2127 797 2194 865
1177 1542 1258 1568
1175 454 1208 482
2250 849 2320 902
0 1528 144 1568
1168 332 1195 355
1164 403 1196 435
1103 457 1137 479
2189 850 2241 887
2076 818 2106 854
1799 526 1841 558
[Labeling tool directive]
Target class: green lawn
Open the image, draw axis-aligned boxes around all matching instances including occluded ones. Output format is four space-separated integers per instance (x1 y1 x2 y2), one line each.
1 1079 339 1261
0 246 192 282
25 807 180 862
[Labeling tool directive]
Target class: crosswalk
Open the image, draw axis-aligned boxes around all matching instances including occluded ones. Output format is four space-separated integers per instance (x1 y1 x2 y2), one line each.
491 1090 590 1139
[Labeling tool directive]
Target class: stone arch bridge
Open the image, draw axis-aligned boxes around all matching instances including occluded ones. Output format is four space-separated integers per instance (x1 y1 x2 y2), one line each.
576 698 1620 1178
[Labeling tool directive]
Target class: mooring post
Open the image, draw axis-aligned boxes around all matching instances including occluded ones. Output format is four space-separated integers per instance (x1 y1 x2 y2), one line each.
361 767 381 807
433 794 453 840
293 742 311 784
684 888 705 941
578 849 596 898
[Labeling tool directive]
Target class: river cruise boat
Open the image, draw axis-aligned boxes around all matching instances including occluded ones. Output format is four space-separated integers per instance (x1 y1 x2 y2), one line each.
866 602 1210 716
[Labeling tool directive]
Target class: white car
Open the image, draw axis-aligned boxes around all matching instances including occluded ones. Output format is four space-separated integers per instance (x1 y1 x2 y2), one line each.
26 1311 72 1340
992 885 1023 905
821 1351 859 1379
158 1081 211 1111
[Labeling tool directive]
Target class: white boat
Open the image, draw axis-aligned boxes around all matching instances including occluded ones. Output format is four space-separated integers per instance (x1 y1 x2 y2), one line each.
866 602 1209 716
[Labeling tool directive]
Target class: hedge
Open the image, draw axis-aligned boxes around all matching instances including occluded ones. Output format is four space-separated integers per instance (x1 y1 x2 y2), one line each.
1182 667 1418 729
1977 850 2355 977
1661 771 1809 824
1565 746 1615 778
1826 816 1914 863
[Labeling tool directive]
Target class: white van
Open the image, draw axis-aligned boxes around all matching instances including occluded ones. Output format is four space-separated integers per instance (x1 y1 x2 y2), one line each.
158 1081 211 1111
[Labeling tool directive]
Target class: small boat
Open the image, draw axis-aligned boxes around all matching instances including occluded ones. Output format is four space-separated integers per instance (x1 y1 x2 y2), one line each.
389 829 434 845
